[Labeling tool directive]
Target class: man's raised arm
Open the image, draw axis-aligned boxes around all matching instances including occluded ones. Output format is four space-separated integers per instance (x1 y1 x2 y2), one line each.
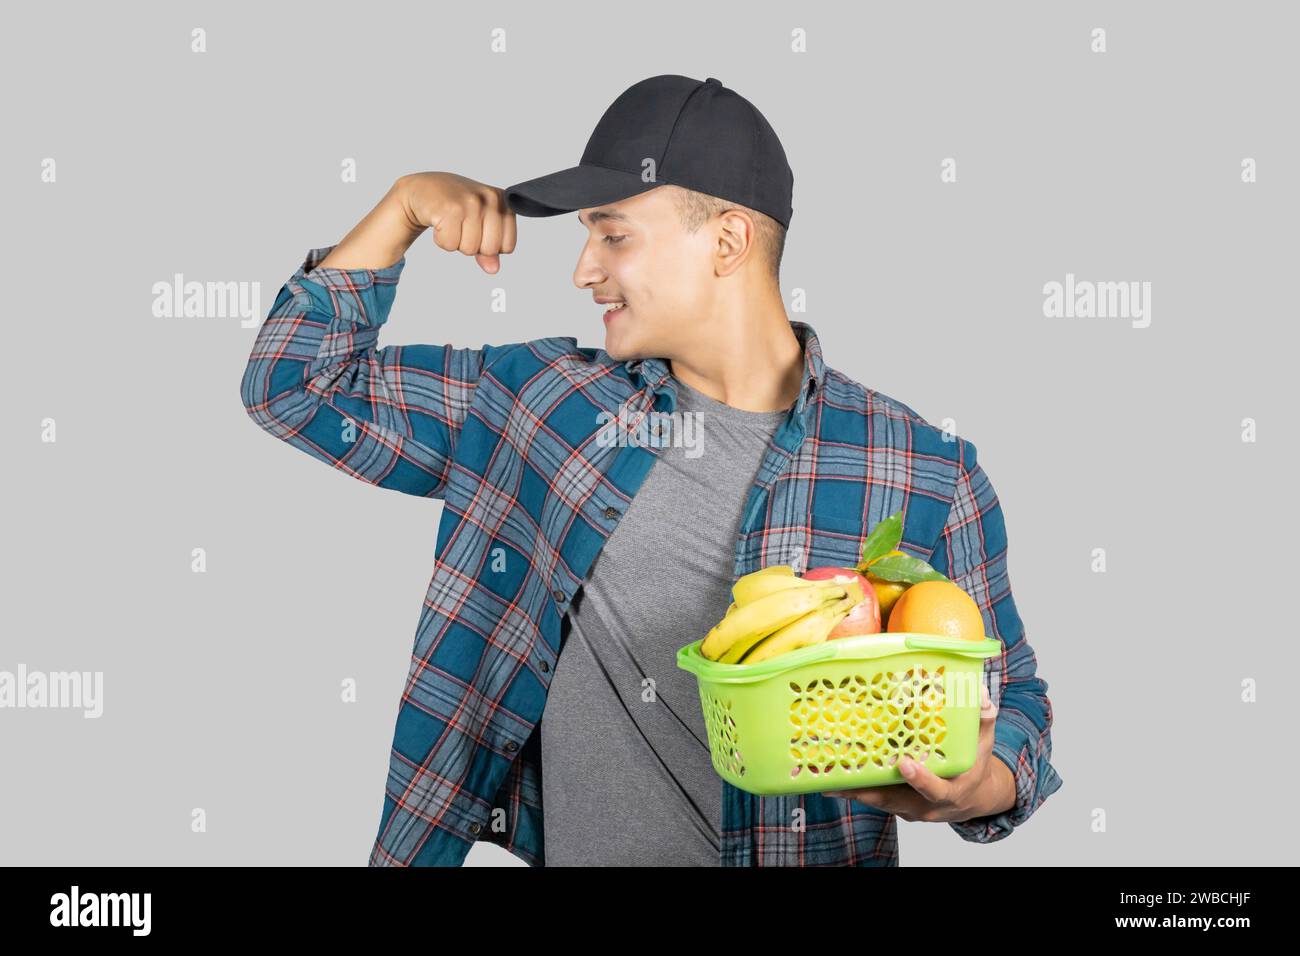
238 173 520 499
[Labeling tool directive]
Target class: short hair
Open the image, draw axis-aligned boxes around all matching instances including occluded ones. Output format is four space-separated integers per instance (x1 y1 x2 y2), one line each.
666 184 786 284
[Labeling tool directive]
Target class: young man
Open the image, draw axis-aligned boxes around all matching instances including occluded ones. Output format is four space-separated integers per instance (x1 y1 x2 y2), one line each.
240 74 1062 866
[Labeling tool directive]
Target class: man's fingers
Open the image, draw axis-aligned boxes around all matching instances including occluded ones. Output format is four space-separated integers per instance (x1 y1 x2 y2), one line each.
431 216 463 253
826 756 950 804
825 784 931 820
501 208 518 254
478 205 504 257
898 756 950 802
979 683 998 754
823 687 999 814
483 189 517 256
472 192 514 271
824 788 894 811
980 683 997 719
458 205 484 256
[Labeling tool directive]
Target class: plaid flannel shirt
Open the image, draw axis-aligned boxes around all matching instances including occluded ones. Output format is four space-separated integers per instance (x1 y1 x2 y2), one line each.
239 244 1063 866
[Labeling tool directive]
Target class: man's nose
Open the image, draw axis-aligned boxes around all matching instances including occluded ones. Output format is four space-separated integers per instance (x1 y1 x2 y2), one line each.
573 250 606 289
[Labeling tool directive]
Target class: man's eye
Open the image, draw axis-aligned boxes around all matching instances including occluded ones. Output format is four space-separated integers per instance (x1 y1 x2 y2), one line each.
603 235 627 245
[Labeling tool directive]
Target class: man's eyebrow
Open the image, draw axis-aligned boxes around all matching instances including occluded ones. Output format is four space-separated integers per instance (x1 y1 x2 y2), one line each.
579 209 632 226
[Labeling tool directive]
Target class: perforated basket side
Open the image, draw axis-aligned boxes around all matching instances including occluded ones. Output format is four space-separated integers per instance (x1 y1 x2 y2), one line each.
698 685 746 779
787 664 952 781
691 650 987 795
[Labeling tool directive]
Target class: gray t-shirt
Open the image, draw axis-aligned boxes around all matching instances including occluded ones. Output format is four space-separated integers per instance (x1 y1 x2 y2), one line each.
539 375 791 865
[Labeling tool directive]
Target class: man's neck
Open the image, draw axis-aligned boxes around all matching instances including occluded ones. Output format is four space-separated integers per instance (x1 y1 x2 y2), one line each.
668 310 804 413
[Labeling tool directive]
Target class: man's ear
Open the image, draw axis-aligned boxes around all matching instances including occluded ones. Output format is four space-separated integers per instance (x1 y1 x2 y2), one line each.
714 209 757 277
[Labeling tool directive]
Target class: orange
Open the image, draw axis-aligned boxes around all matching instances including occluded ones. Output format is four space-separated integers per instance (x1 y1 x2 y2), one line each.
885 580 985 641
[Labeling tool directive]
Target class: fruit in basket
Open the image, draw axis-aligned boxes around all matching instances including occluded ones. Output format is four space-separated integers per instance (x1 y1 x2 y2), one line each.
741 591 862 664
802 566 880 637
856 548 908 623
730 565 822 605
885 580 985 640
865 574 908 627
701 579 851 662
863 548 907 567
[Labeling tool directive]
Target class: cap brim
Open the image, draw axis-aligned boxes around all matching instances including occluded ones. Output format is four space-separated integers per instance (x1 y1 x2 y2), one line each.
505 164 667 218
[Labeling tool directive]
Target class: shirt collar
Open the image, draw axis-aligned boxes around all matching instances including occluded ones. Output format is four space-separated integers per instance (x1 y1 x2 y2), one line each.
623 319 827 417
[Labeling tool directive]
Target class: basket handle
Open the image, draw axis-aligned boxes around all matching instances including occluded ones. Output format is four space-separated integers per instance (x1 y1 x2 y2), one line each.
903 635 1001 655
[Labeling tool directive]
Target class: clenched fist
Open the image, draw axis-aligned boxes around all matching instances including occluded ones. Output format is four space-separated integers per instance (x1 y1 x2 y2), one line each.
396 172 518 274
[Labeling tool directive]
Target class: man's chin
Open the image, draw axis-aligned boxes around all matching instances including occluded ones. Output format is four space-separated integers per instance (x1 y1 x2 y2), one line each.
603 334 640 363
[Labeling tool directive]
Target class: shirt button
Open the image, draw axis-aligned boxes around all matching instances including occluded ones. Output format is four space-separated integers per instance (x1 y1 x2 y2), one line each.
553 588 565 602
505 740 518 753
468 821 482 835
603 506 619 519
540 660 550 673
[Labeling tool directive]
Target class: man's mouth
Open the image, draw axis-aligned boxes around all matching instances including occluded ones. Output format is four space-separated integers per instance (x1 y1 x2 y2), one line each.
602 301 627 322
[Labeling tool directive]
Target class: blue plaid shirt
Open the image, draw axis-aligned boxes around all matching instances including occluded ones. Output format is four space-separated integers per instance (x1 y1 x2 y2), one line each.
240 245 1063 866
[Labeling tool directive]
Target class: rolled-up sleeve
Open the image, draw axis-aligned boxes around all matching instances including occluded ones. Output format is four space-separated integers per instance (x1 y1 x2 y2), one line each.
930 438 1063 843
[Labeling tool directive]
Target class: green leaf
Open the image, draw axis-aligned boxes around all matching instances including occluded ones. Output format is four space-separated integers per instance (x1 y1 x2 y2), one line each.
863 555 949 584
859 511 903 566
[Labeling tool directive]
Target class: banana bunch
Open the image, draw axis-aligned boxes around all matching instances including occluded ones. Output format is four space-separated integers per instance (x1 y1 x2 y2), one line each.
701 566 865 665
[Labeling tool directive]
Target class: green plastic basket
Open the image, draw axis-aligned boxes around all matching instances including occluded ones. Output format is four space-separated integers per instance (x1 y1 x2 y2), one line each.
675 632 1002 796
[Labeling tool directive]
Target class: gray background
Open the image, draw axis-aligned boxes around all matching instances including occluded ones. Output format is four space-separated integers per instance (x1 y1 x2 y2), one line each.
2 0 1295 866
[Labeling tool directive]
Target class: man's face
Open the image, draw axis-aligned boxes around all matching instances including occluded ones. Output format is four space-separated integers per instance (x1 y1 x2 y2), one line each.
573 186 716 362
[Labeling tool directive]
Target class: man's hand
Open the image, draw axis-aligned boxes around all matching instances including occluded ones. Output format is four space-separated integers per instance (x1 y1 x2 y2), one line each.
318 173 518 274
397 172 518 274
822 683 1016 823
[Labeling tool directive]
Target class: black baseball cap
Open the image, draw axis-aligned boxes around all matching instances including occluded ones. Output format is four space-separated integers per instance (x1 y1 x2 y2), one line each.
504 74 794 229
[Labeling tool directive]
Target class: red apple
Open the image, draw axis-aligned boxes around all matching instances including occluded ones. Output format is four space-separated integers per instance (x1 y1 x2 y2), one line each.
803 566 881 638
